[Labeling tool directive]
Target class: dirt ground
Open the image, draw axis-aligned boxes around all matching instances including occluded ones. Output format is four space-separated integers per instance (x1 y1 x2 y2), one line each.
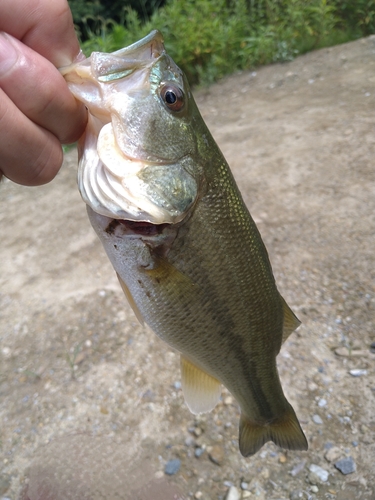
1 36 375 500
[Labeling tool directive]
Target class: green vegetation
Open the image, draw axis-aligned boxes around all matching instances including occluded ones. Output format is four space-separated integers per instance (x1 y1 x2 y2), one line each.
68 0 375 86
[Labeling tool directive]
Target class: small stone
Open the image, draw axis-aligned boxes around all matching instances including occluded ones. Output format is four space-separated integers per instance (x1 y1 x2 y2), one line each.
185 436 195 447
193 427 203 437
261 468 270 479
290 460 306 477
209 445 225 465
370 341 375 354
279 454 287 463
324 446 342 463
334 456 356 475
194 492 203 499
242 492 251 499
349 369 367 377
312 414 323 424
335 346 350 356
226 486 241 500
310 485 319 493
290 490 304 500
165 458 181 475
318 398 327 407
0 475 11 495
308 464 329 483
224 396 233 405
194 447 205 458
240 481 249 490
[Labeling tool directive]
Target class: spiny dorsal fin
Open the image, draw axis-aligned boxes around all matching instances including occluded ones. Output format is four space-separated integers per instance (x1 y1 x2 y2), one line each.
117 273 145 326
281 295 301 343
180 356 222 414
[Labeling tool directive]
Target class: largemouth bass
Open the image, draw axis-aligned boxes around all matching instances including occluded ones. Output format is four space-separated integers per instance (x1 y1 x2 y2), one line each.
61 31 308 456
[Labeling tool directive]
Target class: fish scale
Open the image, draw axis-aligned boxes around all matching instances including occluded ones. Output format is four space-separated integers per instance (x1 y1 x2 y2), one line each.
62 30 308 457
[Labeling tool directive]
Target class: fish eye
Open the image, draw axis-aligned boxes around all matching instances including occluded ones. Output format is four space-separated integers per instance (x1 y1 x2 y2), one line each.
160 84 184 112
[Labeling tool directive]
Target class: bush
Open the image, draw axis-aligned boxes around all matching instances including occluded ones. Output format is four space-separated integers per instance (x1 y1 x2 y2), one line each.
73 0 375 86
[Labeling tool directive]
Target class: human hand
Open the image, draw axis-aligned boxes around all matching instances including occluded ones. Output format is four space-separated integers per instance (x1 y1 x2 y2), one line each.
0 0 87 186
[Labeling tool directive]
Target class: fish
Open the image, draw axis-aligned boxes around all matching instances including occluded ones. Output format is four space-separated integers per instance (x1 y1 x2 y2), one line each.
61 30 308 457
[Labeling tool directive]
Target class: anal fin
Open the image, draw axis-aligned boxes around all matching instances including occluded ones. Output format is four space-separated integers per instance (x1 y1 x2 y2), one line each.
239 404 308 457
180 356 222 414
116 273 144 326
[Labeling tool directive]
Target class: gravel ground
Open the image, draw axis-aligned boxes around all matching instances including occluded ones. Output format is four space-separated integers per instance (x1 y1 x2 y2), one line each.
1 36 375 500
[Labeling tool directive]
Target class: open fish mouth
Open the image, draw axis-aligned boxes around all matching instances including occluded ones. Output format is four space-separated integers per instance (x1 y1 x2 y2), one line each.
78 117 198 224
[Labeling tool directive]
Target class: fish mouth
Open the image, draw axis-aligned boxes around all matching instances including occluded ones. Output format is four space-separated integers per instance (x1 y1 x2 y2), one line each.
105 218 170 237
78 117 198 225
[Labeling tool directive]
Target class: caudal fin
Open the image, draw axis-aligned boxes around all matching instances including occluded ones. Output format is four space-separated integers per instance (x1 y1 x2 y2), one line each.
239 405 308 457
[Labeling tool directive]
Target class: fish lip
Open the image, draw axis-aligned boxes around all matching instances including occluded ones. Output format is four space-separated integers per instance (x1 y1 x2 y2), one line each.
112 30 164 60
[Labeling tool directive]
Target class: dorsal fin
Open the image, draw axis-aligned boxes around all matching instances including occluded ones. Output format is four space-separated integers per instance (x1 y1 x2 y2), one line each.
180 356 222 414
280 295 301 343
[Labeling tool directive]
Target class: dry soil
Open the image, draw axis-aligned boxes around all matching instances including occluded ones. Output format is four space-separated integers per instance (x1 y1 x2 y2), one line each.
1 36 375 500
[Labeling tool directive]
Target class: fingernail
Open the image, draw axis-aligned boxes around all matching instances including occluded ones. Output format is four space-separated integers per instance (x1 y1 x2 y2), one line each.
0 32 18 75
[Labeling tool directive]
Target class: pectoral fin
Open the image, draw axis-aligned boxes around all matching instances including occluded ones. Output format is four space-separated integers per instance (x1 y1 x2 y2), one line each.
281 295 301 343
180 356 222 414
117 273 145 326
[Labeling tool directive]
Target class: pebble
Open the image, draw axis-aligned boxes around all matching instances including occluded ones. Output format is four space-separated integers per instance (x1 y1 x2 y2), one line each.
164 458 181 475
349 369 367 377
240 481 249 490
290 460 306 477
194 492 203 499
290 490 304 500
308 464 329 483
312 414 323 424
370 341 375 354
324 446 342 463
242 492 251 499
335 346 350 356
208 445 225 465
185 436 195 447
318 398 327 407
226 486 241 500
0 475 11 495
334 456 356 475
194 447 205 458
310 485 319 493
261 468 270 479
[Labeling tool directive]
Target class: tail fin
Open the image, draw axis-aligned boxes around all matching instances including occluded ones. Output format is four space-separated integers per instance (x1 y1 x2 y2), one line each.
239 405 308 457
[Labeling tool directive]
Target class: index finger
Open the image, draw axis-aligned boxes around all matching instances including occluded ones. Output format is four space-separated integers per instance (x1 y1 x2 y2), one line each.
0 0 80 67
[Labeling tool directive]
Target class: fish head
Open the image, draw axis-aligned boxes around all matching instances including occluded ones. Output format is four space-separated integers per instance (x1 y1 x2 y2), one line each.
62 31 204 224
